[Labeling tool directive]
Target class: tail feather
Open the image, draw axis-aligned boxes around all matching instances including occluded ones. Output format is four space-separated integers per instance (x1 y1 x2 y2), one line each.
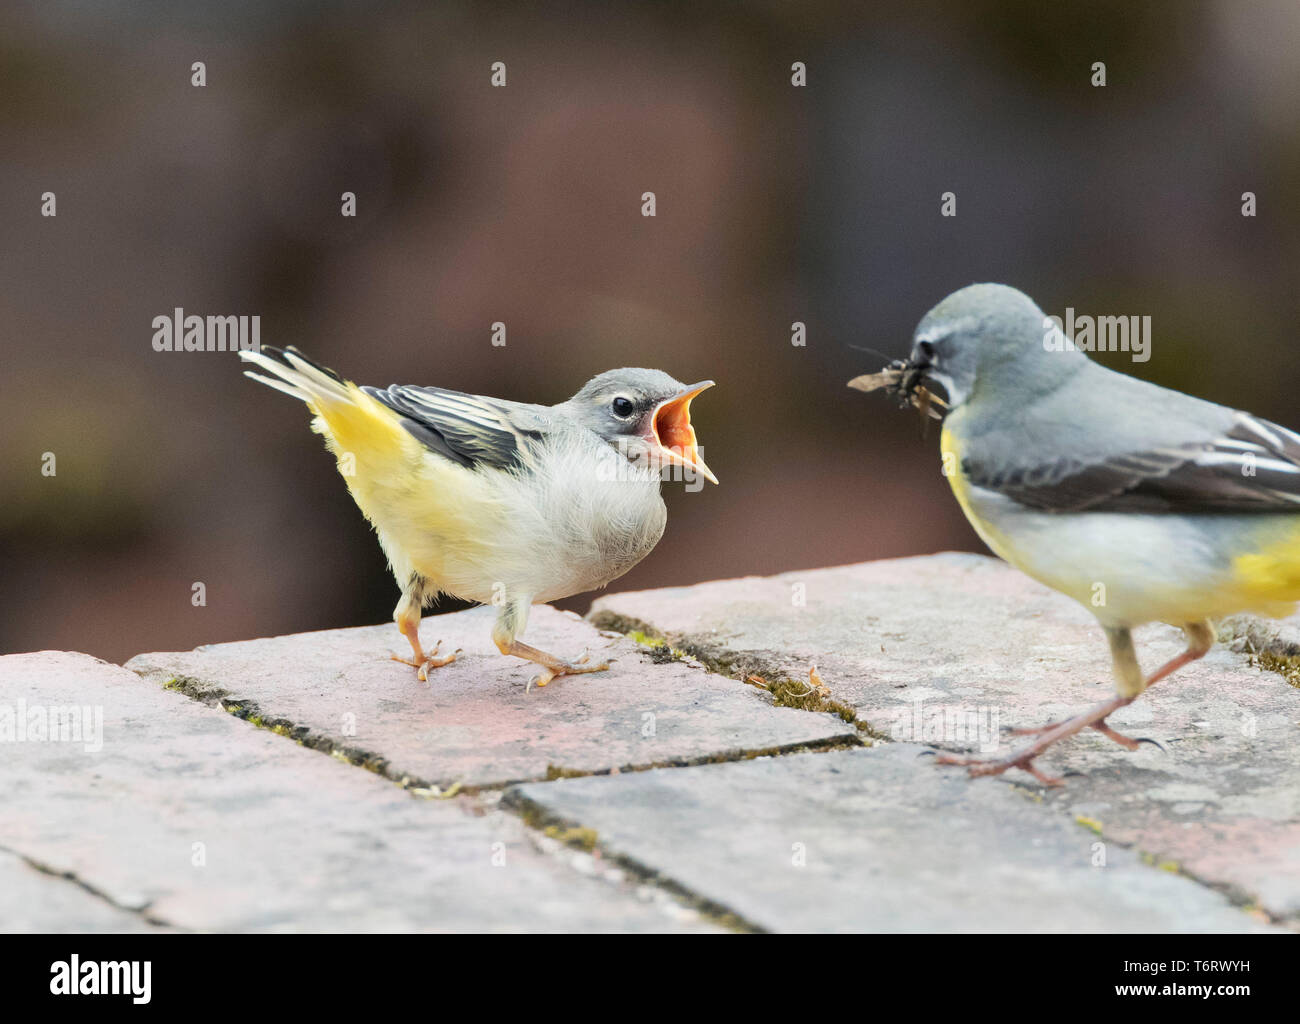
240 346 411 463
242 368 307 401
240 346 501 591
240 346 351 409
279 345 347 386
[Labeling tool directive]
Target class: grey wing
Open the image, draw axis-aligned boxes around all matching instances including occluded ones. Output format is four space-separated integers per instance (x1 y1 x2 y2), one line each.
361 384 548 472
964 412 1300 514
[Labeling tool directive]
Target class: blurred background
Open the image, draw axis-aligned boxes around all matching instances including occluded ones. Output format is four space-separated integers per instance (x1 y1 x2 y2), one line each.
3 0 1299 663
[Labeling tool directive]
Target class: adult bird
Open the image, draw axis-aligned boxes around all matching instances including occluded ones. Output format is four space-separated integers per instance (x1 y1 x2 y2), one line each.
852 283 1300 783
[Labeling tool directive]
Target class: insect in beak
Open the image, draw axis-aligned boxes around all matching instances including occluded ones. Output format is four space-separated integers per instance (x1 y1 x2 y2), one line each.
847 357 947 437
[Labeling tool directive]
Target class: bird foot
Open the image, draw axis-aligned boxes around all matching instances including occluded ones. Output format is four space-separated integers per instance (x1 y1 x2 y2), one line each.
935 693 1140 786
391 641 461 682
1010 716 1142 750
527 652 610 692
935 750 1065 787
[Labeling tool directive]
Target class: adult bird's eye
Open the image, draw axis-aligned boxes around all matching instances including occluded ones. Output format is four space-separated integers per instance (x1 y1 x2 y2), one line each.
611 396 635 417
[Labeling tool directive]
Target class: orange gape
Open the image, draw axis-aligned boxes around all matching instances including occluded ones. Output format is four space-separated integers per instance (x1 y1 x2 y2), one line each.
652 384 717 484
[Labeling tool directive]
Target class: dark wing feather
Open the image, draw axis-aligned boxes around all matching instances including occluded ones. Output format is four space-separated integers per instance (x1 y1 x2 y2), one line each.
965 413 1300 513
361 384 544 472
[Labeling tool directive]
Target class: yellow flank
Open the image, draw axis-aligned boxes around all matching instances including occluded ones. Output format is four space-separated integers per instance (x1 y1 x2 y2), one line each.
306 383 425 518
1231 523 1300 612
940 426 1014 561
302 380 504 587
939 427 969 507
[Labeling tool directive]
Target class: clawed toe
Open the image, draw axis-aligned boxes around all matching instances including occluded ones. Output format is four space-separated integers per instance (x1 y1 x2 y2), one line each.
1010 715 1143 751
937 751 1064 787
391 641 460 681
500 637 613 693
1009 721 1060 737
1090 719 1142 750
984 757 1064 787
933 691 1160 786
525 656 611 692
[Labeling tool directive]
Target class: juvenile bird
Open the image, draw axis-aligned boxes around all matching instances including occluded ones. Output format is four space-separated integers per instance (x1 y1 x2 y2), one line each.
242 347 716 688
852 283 1300 784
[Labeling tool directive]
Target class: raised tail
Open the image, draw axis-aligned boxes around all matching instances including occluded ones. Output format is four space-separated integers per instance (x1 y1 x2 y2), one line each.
240 346 352 407
239 346 412 465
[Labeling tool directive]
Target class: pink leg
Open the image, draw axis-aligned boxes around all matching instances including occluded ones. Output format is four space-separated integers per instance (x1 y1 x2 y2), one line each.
936 621 1214 785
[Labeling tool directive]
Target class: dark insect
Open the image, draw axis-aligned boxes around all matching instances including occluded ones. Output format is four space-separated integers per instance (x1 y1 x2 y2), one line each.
847 358 947 437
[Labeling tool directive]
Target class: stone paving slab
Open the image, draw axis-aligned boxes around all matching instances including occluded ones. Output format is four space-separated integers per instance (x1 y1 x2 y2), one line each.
591 552 1300 924
508 745 1274 932
127 605 856 791
0 652 718 932
0 848 166 933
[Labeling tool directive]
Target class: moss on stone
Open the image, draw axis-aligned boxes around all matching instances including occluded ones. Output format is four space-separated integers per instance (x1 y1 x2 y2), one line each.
1075 816 1103 835
1255 651 1300 689
591 609 880 738
546 764 589 781
544 825 599 851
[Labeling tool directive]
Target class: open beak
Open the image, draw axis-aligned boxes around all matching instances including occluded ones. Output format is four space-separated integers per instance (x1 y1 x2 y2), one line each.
650 381 718 485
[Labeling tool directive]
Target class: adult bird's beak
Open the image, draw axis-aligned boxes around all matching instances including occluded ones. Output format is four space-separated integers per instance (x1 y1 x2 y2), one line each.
650 381 718 485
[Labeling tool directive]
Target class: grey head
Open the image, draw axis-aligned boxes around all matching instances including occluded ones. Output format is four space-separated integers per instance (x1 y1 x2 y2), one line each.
903 284 1087 410
555 368 718 484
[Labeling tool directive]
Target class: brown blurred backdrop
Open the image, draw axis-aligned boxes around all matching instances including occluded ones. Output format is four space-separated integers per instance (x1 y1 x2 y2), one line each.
3 1 1299 663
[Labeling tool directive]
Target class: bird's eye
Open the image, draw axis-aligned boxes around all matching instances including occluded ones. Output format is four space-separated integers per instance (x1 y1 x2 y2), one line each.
611 396 635 417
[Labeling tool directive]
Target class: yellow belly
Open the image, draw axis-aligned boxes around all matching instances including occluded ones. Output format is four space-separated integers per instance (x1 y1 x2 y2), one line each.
1228 526 1300 616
